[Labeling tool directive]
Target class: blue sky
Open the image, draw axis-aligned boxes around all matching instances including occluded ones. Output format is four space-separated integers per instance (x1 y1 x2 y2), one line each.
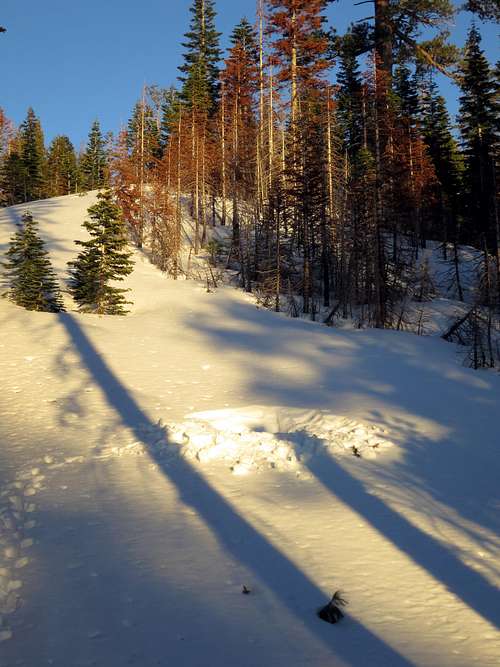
1 1 498 149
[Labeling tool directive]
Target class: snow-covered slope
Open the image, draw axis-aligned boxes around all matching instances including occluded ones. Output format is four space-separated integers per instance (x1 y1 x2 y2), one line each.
0 194 499 666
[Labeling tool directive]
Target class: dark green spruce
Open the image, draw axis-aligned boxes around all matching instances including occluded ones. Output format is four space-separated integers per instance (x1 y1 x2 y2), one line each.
79 120 108 191
2 212 64 312
458 25 499 248
19 108 47 202
68 190 134 315
46 135 78 196
178 0 222 112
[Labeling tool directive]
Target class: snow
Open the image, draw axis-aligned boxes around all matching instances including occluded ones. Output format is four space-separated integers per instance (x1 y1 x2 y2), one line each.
0 193 499 666
107 408 395 473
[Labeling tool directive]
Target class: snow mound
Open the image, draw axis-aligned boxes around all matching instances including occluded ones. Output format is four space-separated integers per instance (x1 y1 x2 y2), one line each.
103 407 394 473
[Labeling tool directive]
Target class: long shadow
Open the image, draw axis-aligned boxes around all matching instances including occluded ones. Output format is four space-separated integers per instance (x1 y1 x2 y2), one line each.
191 298 500 539
58 311 416 666
184 297 500 627
296 445 500 630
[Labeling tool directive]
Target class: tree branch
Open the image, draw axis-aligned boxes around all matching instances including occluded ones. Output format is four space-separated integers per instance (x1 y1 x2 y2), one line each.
393 27 460 83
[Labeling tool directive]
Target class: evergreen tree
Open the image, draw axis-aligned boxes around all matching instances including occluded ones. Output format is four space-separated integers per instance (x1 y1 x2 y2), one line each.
159 87 181 150
46 135 78 196
178 0 222 112
464 0 500 22
0 144 25 206
79 120 108 191
68 190 134 314
2 212 64 311
421 82 463 243
127 99 161 170
221 16 259 251
458 25 498 247
336 28 364 157
229 16 258 57
0 107 14 157
393 65 419 119
19 108 46 202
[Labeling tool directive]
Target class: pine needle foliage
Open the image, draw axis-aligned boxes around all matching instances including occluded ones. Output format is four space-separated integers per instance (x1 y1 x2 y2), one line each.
2 212 64 312
79 120 108 191
68 190 134 315
178 0 222 112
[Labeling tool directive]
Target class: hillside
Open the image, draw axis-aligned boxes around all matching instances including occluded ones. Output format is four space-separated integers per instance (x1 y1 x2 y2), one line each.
0 193 499 667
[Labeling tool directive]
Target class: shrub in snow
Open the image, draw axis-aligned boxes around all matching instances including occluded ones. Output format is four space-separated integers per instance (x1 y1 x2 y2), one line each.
2 212 64 312
68 190 134 315
317 591 348 624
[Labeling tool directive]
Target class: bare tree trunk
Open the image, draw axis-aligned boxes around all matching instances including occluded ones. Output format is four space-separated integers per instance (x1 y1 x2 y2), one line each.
174 109 183 280
220 82 227 226
194 121 200 254
200 117 207 245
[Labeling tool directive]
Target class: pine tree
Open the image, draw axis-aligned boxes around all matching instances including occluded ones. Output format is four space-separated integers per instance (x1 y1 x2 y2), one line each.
46 135 78 196
266 0 331 313
79 120 108 191
221 17 259 255
266 0 331 114
464 1 500 22
127 98 161 169
336 28 364 158
0 108 14 157
421 82 463 246
159 87 181 150
68 190 134 314
178 0 222 112
229 17 259 56
19 108 46 202
458 26 498 246
0 142 25 206
1 110 21 205
2 212 64 311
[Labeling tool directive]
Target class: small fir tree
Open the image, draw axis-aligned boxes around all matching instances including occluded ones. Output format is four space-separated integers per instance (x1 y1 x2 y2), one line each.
336 28 365 158
79 120 108 191
46 135 78 196
458 26 498 247
421 82 464 249
68 190 134 314
19 108 47 202
127 99 161 170
178 0 222 112
1 146 25 206
159 87 181 150
2 212 64 312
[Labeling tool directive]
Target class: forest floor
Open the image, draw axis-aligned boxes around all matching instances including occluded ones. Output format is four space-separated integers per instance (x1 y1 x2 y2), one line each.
0 192 499 667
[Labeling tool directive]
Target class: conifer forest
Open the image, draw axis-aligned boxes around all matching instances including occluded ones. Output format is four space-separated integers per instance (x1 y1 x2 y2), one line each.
1 1 499 366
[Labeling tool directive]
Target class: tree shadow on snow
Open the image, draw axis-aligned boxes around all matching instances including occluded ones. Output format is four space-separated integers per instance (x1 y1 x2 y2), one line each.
57 311 417 667
189 298 500 537
183 298 500 628
2 501 276 667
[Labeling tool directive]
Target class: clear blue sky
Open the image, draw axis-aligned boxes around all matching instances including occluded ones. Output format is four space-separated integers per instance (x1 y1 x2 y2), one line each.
1 1 498 150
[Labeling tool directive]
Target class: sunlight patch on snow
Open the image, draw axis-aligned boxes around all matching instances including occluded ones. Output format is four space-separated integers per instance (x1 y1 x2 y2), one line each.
96 406 396 473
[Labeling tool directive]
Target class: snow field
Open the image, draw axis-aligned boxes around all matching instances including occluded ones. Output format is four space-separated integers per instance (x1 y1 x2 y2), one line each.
1 193 500 666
